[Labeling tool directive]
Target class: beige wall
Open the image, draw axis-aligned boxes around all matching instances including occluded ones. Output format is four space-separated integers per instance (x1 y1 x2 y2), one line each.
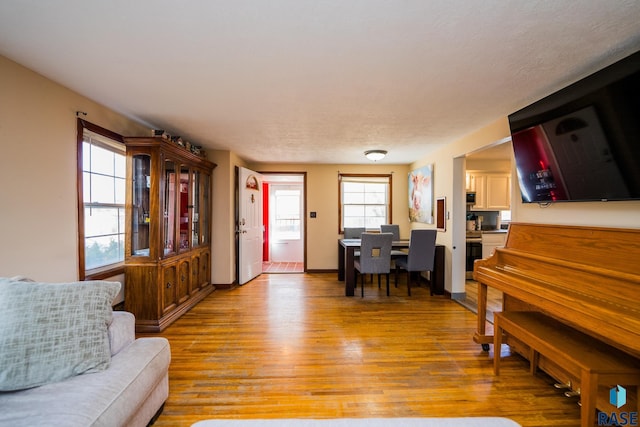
250 163 411 274
409 117 640 296
206 158 411 284
3 53 639 293
466 158 511 173
0 55 148 284
444 118 640 229
207 150 250 285
514 193 640 229
0 54 410 288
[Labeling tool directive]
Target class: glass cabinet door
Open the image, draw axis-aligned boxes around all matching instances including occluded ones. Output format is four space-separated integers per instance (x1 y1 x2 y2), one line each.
163 159 176 257
201 173 210 245
191 170 201 247
179 165 190 252
131 154 151 256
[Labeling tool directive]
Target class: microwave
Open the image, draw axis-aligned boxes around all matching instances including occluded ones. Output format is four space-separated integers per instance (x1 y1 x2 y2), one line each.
466 192 476 204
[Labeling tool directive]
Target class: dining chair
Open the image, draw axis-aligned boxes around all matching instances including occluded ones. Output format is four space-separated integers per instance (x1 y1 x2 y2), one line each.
394 229 437 296
354 232 393 297
343 227 366 239
380 224 407 259
343 227 365 260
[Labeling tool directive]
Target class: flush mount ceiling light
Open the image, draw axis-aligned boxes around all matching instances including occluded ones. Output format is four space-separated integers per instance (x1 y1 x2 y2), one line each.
364 150 387 161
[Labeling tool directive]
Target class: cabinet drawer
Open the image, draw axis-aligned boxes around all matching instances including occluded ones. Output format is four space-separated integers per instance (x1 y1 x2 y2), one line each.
481 232 507 244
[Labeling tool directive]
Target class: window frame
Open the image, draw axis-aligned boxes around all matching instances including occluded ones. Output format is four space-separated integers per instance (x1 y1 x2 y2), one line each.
338 173 392 234
76 119 126 280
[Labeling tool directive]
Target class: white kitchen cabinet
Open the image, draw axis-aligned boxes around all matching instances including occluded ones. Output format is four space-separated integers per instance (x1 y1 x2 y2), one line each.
467 172 511 211
470 174 486 209
466 173 478 192
486 174 511 210
482 231 507 259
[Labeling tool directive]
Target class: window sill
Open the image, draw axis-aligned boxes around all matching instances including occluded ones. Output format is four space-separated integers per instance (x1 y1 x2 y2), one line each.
85 262 124 280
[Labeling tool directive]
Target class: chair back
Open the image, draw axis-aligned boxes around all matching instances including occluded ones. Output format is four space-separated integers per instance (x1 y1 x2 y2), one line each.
380 224 400 240
344 227 366 239
358 233 393 274
407 229 437 271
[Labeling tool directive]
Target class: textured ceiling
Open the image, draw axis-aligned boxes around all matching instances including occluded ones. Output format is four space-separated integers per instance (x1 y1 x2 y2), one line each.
1 0 639 164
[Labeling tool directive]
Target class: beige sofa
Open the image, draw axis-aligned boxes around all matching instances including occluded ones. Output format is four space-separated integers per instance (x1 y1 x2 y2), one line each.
0 279 171 427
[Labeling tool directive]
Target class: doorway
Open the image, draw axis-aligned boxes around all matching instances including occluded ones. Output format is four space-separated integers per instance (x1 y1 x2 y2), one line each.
261 173 306 273
459 140 512 312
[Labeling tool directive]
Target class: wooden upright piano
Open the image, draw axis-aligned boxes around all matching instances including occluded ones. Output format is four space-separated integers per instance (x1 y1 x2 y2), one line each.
473 223 640 425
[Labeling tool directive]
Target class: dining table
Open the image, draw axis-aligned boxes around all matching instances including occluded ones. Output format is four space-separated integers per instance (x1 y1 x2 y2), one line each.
338 238 445 296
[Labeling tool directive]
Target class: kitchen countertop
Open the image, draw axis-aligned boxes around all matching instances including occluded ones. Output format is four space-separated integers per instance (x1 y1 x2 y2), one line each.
481 229 508 234
466 228 508 243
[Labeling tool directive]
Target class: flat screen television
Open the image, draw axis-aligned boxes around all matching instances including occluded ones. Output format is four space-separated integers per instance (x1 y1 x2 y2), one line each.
508 50 640 203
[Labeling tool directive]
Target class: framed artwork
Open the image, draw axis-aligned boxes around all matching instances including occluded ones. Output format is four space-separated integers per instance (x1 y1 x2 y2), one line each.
408 164 433 224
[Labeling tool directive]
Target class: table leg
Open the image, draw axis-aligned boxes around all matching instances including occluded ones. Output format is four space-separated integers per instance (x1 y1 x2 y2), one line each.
345 246 355 296
338 242 345 281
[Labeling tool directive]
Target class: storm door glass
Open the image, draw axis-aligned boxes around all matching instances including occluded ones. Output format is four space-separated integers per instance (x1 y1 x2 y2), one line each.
163 159 176 256
131 154 151 256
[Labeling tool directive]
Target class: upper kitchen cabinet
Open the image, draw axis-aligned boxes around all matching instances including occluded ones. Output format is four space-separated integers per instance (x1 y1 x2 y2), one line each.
467 172 511 211
124 136 216 332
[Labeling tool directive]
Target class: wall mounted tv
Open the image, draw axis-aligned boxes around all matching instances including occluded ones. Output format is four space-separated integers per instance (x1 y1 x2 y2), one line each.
508 50 640 203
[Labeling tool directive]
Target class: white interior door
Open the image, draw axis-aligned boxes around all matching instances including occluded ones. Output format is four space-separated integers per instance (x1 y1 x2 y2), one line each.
238 167 263 285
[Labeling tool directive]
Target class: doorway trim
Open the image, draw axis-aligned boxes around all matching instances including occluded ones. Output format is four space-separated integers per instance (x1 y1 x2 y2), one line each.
260 171 307 273
454 137 513 298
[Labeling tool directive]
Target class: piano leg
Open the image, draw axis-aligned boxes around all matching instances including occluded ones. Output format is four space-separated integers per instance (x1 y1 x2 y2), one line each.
473 280 492 351
580 371 597 427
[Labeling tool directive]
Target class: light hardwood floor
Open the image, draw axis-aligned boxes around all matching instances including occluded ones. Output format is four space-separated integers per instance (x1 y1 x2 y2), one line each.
142 273 582 427
460 279 504 323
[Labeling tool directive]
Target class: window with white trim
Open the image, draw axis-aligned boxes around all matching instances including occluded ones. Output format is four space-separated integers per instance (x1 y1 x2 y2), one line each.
339 174 392 232
78 121 125 278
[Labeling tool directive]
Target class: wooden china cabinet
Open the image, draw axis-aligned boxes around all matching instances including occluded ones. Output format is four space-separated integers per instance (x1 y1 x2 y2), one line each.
124 137 216 332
